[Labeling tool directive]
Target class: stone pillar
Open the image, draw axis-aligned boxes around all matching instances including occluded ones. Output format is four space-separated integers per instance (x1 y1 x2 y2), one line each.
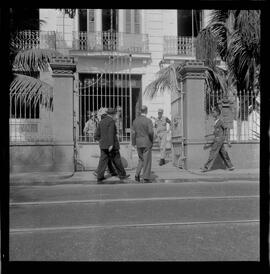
179 60 208 169
50 56 77 172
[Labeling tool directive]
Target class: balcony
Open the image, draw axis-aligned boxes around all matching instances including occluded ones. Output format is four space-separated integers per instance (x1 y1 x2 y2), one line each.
72 31 150 56
11 30 150 58
163 36 196 61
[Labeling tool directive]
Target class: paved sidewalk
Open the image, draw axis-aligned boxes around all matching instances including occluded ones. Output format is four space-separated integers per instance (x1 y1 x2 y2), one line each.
10 165 259 186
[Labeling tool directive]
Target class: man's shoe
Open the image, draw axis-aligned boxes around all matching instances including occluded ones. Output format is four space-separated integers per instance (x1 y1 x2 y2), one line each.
135 175 140 182
97 177 106 183
93 171 98 177
143 179 151 183
228 166 235 171
109 172 118 176
119 174 130 180
159 159 165 166
200 167 209 172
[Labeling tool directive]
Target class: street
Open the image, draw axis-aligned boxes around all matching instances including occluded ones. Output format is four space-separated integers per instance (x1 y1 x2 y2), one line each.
9 180 259 261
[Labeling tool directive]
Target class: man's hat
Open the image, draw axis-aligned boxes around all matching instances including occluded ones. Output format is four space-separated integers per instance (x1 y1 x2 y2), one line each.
107 108 117 115
141 105 148 112
98 107 107 116
158 108 164 113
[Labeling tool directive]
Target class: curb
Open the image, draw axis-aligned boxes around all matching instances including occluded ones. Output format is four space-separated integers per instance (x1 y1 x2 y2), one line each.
10 175 259 186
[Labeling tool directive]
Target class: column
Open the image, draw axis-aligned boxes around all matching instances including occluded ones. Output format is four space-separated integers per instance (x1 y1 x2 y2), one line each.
179 60 207 169
50 56 77 172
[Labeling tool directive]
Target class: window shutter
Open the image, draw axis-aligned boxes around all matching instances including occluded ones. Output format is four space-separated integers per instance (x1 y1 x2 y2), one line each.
125 9 132 33
134 9 141 34
88 9 95 32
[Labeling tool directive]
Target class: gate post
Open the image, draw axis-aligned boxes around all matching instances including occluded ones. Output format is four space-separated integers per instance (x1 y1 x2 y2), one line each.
50 56 77 172
179 60 207 169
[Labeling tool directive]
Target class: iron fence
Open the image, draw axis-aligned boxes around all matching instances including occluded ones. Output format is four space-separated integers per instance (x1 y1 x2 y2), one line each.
9 92 53 143
78 54 133 143
164 36 195 56
204 88 260 142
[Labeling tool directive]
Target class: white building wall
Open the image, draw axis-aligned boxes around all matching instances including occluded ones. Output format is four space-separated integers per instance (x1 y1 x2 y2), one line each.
40 9 209 121
141 9 177 120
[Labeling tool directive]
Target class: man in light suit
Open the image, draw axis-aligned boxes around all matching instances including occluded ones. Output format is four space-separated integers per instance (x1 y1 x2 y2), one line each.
132 105 154 183
201 107 235 172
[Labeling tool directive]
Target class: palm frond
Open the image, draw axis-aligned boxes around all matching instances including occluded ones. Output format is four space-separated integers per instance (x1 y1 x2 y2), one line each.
13 48 62 72
144 64 180 98
209 10 230 25
58 9 77 18
195 27 219 68
10 74 53 110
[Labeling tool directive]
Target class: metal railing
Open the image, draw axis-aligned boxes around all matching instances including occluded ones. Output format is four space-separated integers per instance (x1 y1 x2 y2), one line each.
164 36 195 56
11 30 150 55
78 54 133 143
204 88 260 142
9 93 53 143
72 31 149 54
11 30 57 51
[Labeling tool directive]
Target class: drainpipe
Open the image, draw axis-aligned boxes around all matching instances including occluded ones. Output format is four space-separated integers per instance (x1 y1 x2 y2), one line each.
191 9 194 57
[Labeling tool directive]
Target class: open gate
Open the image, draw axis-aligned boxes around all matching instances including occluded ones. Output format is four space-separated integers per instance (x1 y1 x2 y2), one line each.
74 54 139 171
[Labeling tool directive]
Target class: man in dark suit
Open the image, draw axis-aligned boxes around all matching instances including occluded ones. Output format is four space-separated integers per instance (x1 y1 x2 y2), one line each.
93 108 117 177
132 105 154 183
94 108 130 183
201 107 235 172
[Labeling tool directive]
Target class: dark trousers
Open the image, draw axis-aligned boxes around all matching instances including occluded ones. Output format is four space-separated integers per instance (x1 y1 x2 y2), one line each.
136 147 152 180
204 141 233 170
95 159 116 175
96 149 126 179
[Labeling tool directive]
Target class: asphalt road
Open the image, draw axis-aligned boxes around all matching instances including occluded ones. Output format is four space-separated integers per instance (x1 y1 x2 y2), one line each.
9 180 259 261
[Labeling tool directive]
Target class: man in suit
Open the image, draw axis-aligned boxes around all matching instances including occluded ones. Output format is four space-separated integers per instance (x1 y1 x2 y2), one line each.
94 108 130 183
201 107 235 172
132 105 154 183
93 108 117 177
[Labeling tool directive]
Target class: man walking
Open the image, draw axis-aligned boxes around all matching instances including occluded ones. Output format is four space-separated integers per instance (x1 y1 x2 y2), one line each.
132 105 154 183
154 108 171 166
93 108 117 177
94 108 130 183
201 107 235 172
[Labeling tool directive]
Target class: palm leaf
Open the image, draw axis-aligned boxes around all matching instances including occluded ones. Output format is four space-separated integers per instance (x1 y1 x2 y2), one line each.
13 48 62 72
10 74 53 110
144 64 181 98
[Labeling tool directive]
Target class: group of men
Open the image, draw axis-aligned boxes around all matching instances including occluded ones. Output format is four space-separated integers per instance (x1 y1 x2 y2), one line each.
92 104 234 184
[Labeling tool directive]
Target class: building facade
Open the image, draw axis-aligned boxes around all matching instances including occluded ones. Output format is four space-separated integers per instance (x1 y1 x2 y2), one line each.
10 9 259 172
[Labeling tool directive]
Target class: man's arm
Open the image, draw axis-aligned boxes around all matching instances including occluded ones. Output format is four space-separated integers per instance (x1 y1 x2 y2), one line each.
83 121 89 134
107 120 115 150
94 123 100 141
148 119 154 144
131 123 136 147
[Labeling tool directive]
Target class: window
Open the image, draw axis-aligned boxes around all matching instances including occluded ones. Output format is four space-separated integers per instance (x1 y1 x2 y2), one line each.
78 9 95 32
177 10 201 37
124 9 141 34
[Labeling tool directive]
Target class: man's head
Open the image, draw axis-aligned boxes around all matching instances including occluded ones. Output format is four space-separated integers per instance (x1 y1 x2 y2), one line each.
158 108 163 118
141 105 148 115
107 108 117 120
212 106 221 118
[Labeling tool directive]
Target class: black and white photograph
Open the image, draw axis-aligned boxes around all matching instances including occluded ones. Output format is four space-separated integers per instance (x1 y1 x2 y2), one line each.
1 4 268 270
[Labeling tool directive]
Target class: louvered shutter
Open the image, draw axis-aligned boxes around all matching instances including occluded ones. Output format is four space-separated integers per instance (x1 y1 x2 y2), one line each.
125 9 132 33
134 10 141 34
88 9 95 32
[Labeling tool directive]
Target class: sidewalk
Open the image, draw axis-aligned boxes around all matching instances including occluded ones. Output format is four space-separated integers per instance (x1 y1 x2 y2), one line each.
10 164 259 186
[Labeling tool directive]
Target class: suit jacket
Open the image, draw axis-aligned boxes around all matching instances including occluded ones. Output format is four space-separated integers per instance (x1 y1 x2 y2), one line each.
213 118 226 143
94 115 120 150
132 115 154 148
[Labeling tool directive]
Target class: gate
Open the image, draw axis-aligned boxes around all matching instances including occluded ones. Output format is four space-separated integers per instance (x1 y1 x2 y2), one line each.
74 54 134 171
